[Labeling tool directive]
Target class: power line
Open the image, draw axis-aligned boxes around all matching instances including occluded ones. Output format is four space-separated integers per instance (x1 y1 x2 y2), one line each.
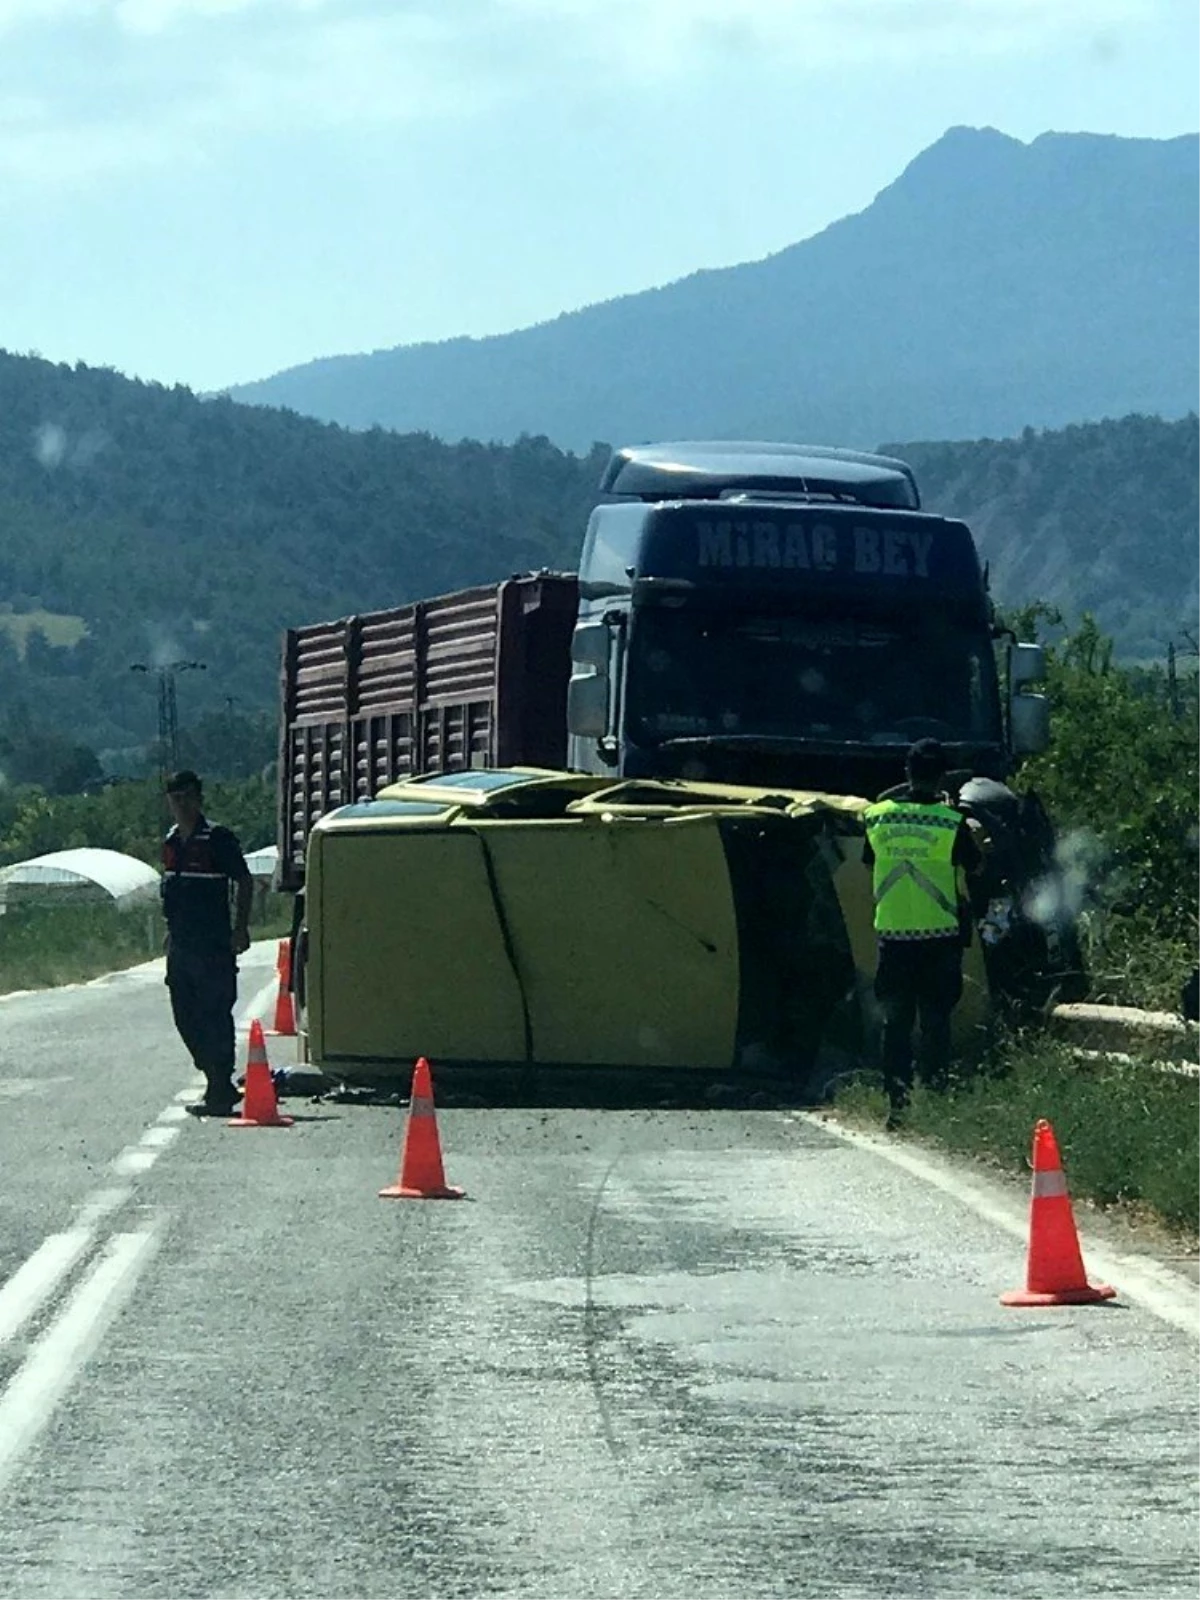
130 660 206 779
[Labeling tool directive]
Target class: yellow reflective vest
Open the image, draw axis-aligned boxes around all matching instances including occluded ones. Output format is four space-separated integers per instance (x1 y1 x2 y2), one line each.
863 797 962 939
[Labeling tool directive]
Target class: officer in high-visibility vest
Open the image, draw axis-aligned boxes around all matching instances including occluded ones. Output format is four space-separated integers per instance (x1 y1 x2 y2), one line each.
862 739 983 1128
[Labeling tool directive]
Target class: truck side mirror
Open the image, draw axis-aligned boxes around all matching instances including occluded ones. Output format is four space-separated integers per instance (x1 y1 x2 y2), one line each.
1010 693 1050 755
571 622 610 670
567 672 609 738
1010 642 1046 688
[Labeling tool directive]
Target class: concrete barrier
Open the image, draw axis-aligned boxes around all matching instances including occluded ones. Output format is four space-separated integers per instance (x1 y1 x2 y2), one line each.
1049 1002 1200 1066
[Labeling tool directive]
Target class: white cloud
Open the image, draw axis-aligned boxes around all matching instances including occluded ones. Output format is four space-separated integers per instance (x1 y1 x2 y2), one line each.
0 0 325 35
0 0 98 32
0 110 177 183
115 0 258 33
112 0 327 34
500 0 1154 81
0 6 506 181
190 10 509 133
505 0 1143 31
0 0 1169 183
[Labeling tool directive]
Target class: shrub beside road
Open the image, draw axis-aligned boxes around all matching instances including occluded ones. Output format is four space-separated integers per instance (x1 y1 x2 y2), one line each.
0 896 293 996
835 1036 1199 1240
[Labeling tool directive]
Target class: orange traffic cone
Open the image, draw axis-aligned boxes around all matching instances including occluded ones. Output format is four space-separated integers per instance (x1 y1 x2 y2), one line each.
1001 1119 1115 1306
228 1019 294 1129
379 1058 464 1199
265 939 296 1038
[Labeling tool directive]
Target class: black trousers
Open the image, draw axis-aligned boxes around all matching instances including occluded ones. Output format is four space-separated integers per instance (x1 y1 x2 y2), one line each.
166 946 238 1104
873 938 964 1110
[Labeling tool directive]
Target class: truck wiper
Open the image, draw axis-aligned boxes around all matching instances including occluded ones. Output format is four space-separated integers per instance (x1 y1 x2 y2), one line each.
654 734 860 752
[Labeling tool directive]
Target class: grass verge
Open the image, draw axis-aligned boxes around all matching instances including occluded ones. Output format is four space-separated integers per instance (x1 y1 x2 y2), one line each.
834 1034 1199 1241
0 895 295 995
0 903 166 993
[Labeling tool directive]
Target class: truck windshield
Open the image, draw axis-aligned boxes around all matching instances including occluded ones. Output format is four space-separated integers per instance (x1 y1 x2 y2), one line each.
626 608 1000 748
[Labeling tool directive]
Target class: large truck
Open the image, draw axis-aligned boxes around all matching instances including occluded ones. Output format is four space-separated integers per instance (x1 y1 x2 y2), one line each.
277 442 1082 1092
276 571 579 891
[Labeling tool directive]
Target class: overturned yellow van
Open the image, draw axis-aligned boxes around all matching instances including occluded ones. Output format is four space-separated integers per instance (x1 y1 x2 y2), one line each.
298 769 989 1095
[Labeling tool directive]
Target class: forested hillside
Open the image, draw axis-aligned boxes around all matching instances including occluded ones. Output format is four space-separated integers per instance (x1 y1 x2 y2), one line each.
895 414 1199 660
0 349 1194 776
0 351 602 762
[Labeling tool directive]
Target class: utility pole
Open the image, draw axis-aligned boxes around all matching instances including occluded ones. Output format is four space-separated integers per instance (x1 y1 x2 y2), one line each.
131 661 206 782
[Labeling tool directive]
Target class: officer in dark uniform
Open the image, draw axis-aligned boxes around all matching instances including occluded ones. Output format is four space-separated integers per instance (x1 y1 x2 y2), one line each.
862 739 984 1128
161 770 253 1117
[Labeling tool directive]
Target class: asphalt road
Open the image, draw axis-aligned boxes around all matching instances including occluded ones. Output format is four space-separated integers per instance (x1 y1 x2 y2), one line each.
0 944 1196 1600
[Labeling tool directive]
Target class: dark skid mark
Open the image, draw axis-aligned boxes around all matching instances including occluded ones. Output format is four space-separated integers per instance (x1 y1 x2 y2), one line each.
583 1153 627 1462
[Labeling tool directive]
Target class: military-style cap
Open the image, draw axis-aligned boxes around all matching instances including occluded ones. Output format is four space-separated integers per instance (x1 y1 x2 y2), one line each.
164 769 203 795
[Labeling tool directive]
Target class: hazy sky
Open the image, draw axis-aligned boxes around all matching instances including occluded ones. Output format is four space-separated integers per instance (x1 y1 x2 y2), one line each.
1 0 1196 393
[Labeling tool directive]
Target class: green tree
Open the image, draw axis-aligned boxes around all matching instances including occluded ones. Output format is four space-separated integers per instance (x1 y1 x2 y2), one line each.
1012 612 1198 1004
0 773 276 869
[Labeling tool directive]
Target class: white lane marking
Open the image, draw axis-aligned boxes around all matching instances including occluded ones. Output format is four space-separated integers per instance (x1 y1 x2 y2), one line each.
799 1113 1200 1340
139 1124 180 1151
111 1148 160 1178
0 947 282 1371
0 1232 94 1350
0 1222 162 1494
0 946 280 1390
73 1188 132 1231
0 1187 133 1350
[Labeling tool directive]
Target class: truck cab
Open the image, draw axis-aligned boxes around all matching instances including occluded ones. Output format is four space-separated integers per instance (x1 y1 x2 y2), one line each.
567 441 1049 796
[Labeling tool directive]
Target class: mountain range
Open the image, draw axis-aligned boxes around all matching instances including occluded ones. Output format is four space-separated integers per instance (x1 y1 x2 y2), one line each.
225 126 1199 452
0 347 1194 767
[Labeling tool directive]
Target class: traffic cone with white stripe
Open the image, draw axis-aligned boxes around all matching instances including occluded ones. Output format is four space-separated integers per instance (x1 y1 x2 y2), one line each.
228 1020 294 1129
265 938 296 1038
1000 1119 1115 1306
379 1057 464 1200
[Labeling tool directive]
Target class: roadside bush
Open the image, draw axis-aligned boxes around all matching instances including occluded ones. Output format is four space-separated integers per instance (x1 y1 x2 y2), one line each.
0 774 276 870
0 772 289 991
0 892 293 996
0 902 165 994
1007 610 1198 1010
837 1038 1199 1237
1077 913 1195 1015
